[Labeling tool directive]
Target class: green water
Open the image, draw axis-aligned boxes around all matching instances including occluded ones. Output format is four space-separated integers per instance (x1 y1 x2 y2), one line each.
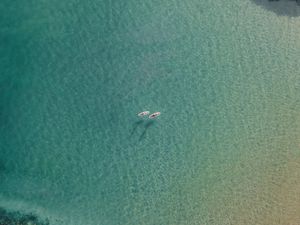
1 0 300 224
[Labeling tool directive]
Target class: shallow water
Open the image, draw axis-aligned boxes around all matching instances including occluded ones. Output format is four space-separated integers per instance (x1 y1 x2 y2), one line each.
1 0 300 224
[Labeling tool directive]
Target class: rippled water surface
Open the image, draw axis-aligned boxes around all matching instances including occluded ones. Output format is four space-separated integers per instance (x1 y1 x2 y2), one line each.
1 0 300 224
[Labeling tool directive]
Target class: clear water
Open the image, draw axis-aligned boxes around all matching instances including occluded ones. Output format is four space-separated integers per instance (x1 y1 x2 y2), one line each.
1 0 300 224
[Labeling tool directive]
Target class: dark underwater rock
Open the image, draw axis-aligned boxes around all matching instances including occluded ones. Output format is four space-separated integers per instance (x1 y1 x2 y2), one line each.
0 208 49 225
251 0 300 17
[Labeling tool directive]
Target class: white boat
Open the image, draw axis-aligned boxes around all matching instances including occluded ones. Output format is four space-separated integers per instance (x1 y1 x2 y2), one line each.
149 112 161 119
138 111 150 117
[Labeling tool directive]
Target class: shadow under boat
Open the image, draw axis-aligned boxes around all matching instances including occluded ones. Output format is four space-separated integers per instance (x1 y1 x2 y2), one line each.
139 120 155 141
129 120 144 137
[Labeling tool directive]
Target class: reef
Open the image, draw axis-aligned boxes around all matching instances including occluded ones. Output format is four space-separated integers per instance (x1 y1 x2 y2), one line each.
0 208 49 225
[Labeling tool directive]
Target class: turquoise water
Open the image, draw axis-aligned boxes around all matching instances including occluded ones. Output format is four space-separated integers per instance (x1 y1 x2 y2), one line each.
1 0 300 224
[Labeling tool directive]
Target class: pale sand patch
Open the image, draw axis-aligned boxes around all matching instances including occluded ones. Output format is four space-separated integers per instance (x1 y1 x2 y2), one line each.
259 156 300 225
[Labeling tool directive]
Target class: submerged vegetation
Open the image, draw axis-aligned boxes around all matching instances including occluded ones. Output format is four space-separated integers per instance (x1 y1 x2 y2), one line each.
0 208 49 225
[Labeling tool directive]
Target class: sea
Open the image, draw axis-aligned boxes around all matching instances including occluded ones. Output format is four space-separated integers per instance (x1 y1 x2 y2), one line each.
0 0 300 224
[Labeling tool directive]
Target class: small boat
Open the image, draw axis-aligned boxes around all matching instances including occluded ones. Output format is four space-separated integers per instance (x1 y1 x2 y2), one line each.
138 111 150 117
149 112 161 119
